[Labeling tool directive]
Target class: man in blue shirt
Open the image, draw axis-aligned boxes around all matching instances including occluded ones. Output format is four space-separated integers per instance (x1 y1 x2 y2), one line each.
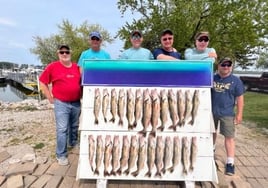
120 30 153 60
211 57 245 176
153 29 181 60
78 31 111 72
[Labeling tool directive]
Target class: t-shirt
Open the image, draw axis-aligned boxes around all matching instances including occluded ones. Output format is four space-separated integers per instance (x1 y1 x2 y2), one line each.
153 48 181 59
120 47 154 60
39 61 81 102
77 49 111 67
184 47 216 63
211 74 245 117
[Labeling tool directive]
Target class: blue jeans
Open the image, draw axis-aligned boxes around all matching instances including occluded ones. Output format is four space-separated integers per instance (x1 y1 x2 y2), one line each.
54 99 81 158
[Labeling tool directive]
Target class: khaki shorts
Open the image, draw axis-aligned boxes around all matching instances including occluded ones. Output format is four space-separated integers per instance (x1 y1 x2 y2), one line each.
213 116 235 138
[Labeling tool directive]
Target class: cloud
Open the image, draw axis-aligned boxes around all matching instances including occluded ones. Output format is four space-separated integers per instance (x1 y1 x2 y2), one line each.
0 17 17 27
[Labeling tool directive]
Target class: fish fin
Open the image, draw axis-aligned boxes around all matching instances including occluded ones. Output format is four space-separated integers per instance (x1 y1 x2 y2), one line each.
128 124 134 130
188 119 194 125
168 125 176 131
110 170 117 176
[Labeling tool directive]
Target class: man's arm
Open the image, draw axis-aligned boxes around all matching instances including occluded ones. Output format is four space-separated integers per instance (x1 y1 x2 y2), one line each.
235 95 244 124
157 54 178 60
40 82 54 104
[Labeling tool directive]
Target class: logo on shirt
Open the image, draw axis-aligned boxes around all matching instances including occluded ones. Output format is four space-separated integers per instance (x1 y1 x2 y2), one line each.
66 74 75 78
213 81 231 92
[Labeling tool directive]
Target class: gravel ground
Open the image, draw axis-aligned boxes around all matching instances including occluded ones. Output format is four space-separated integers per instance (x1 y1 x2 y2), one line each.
0 100 56 159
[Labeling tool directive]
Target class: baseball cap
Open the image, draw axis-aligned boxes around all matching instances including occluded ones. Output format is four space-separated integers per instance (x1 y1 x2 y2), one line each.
89 31 102 39
131 30 142 37
218 57 233 65
195 31 209 40
57 44 70 50
161 29 173 36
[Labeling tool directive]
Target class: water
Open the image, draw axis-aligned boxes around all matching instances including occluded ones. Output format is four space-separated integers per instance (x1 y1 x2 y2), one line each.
0 82 40 102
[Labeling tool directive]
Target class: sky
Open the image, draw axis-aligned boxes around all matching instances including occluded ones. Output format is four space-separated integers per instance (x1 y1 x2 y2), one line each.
0 0 133 65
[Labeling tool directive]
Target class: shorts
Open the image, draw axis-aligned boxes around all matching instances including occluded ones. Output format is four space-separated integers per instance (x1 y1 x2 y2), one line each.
213 116 235 138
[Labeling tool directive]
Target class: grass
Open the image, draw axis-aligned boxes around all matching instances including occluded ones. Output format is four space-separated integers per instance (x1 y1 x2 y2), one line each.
243 91 268 129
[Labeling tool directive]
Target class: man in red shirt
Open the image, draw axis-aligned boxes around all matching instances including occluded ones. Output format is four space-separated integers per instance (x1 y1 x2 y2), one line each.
39 44 81 165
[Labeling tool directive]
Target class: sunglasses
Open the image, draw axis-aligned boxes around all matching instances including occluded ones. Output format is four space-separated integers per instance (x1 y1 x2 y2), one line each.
59 51 70 55
162 37 173 41
91 37 100 41
197 37 209 42
131 35 141 40
220 63 232 67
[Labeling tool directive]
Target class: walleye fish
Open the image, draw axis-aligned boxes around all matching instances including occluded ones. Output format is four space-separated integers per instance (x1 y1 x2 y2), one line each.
117 135 130 175
124 135 139 175
93 88 101 124
183 90 193 126
189 136 198 172
109 88 117 123
111 135 120 175
118 89 125 126
162 136 173 174
150 89 160 137
177 89 185 126
127 88 135 130
145 135 156 177
158 89 169 132
189 90 200 125
133 88 143 128
139 89 152 137
182 137 190 175
155 135 164 177
168 136 181 173
168 89 179 131
88 135 95 172
94 135 104 175
104 135 113 176
102 88 109 123
132 136 147 177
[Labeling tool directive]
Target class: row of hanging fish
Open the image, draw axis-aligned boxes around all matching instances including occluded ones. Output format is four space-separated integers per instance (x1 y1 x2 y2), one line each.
93 88 200 133
88 134 198 178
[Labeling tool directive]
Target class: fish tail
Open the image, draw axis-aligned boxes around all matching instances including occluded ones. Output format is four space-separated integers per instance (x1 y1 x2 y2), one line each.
94 169 99 175
168 167 174 173
131 170 139 177
109 117 115 123
149 131 156 137
94 118 99 125
124 169 130 175
104 117 107 123
157 125 164 131
117 168 122 175
155 171 162 177
145 171 151 177
133 120 137 128
138 130 147 137
118 118 123 126
104 170 110 176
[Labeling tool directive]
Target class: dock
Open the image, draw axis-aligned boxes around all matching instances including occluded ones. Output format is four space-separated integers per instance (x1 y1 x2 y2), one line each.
6 72 39 94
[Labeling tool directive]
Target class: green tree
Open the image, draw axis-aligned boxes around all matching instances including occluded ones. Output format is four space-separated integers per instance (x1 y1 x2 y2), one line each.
257 51 268 69
117 0 268 67
30 20 114 65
